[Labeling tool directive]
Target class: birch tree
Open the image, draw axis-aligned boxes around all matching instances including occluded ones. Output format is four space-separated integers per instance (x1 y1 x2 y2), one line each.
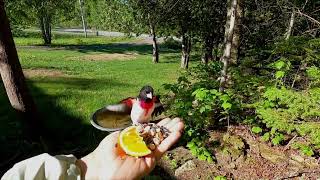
220 0 237 92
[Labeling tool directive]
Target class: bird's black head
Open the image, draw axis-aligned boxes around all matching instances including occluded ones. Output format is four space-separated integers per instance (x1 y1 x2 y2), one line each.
138 85 154 102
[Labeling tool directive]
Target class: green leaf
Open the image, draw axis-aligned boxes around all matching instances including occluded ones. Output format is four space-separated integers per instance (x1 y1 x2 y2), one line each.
301 146 314 157
251 126 263 134
271 133 284 145
214 176 227 180
190 148 198 156
275 71 285 79
261 132 270 141
203 150 211 156
198 154 207 160
222 102 232 110
207 156 214 163
274 60 285 70
220 94 230 102
210 89 218 95
187 141 196 148
200 106 206 113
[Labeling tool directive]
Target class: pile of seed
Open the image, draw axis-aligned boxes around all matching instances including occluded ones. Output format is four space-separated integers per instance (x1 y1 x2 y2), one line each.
136 123 170 150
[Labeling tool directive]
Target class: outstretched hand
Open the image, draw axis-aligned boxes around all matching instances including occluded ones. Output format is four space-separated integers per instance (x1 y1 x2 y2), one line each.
78 118 184 179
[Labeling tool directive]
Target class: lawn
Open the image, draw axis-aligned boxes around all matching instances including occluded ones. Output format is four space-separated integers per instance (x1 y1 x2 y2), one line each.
0 33 182 174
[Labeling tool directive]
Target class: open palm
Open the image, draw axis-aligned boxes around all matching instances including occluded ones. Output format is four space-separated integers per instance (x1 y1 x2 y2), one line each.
80 118 184 180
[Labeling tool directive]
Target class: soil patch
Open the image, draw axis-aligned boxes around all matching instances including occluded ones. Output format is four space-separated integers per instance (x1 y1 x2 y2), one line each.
23 68 66 78
78 53 137 61
153 125 320 179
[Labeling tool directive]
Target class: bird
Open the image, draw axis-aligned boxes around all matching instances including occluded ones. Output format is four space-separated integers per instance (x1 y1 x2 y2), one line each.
106 85 164 125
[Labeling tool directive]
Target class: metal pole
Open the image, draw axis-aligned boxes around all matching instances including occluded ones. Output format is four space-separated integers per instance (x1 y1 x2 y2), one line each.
79 0 87 38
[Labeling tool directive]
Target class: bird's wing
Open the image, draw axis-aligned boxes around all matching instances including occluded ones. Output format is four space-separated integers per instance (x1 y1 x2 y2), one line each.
120 97 135 107
115 97 135 114
152 95 165 116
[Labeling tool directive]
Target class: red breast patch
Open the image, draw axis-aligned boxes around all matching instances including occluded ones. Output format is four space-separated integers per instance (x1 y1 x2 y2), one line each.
140 100 154 116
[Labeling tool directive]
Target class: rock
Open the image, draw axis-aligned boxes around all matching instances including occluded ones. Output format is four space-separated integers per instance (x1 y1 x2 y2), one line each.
290 154 304 163
259 144 287 164
290 154 319 168
304 158 319 168
222 134 245 150
174 160 197 177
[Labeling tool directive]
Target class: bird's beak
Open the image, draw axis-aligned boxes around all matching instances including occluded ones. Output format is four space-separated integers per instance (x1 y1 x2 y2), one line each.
146 92 153 99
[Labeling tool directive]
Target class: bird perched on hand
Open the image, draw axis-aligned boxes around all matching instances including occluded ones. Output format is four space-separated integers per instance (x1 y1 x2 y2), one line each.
119 85 164 124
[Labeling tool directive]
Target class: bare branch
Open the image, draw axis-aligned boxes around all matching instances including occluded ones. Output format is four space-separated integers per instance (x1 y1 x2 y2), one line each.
297 10 320 26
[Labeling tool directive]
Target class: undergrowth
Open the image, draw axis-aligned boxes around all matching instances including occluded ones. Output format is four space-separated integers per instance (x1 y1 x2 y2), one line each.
164 36 320 161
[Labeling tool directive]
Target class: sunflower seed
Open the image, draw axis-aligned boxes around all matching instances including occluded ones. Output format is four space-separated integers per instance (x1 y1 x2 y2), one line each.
148 143 156 150
153 138 160 146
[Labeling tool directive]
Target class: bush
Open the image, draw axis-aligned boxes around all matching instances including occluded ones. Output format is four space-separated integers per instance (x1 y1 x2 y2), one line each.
163 62 241 161
256 87 320 148
237 37 320 155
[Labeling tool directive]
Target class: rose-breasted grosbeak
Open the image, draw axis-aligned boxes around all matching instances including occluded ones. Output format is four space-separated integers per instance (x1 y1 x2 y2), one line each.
113 85 163 124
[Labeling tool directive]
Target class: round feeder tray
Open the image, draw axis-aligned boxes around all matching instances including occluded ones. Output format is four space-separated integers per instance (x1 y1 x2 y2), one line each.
91 104 132 132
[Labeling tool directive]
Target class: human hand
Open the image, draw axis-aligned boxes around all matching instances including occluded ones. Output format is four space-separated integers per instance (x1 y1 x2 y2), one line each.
78 118 184 180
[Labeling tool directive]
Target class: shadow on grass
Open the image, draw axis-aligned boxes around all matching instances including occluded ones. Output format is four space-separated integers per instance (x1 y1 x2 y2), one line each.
31 76 134 91
0 79 108 176
21 42 180 56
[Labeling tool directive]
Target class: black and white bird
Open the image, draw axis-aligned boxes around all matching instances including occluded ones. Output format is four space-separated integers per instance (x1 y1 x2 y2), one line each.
107 85 164 124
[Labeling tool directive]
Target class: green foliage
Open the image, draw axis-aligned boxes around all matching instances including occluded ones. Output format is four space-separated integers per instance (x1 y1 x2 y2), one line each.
170 159 178 169
164 62 242 161
187 138 214 162
256 87 320 149
251 126 262 134
214 176 227 180
271 133 284 146
261 132 271 142
292 143 315 157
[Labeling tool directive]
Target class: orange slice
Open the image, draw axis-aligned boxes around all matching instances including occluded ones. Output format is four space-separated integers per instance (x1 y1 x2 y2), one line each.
119 126 151 157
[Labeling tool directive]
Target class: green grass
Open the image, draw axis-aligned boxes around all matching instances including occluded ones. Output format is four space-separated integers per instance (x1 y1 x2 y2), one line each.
0 33 182 172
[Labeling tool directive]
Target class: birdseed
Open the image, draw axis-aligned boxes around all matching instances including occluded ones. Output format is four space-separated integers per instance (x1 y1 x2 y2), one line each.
136 123 171 150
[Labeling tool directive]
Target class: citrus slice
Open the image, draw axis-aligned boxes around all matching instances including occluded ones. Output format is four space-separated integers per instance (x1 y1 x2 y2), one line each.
119 126 151 157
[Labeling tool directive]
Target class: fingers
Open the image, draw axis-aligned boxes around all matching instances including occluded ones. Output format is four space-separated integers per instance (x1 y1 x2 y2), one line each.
154 118 184 160
165 117 183 131
157 117 171 126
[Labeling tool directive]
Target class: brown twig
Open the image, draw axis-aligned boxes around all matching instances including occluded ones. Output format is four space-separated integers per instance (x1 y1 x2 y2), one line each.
283 135 297 152
296 10 320 26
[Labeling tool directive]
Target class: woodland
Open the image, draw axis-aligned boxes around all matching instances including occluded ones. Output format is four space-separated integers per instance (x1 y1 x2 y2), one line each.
1 0 320 179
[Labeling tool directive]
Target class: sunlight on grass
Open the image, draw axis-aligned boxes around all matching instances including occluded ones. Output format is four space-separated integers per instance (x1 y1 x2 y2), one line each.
14 32 135 46
15 39 181 126
0 34 182 160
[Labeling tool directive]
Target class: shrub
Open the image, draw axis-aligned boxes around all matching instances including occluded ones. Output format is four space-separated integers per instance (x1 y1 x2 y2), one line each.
255 87 320 151
163 62 242 161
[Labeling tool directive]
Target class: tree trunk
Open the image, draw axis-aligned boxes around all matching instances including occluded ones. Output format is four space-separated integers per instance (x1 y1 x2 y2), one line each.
230 0 243 64
285 10 295 40
201 34 214 64
219 0 237 92
79 0 88 38
0 0 44 141
181 34 191 69
150 23 159 63
39 14 52 45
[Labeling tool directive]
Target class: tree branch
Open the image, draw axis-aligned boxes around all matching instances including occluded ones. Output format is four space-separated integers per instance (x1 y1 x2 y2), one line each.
296 10 320 26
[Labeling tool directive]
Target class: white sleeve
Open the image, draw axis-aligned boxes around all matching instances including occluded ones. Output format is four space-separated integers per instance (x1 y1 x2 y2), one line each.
1 153 81 180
